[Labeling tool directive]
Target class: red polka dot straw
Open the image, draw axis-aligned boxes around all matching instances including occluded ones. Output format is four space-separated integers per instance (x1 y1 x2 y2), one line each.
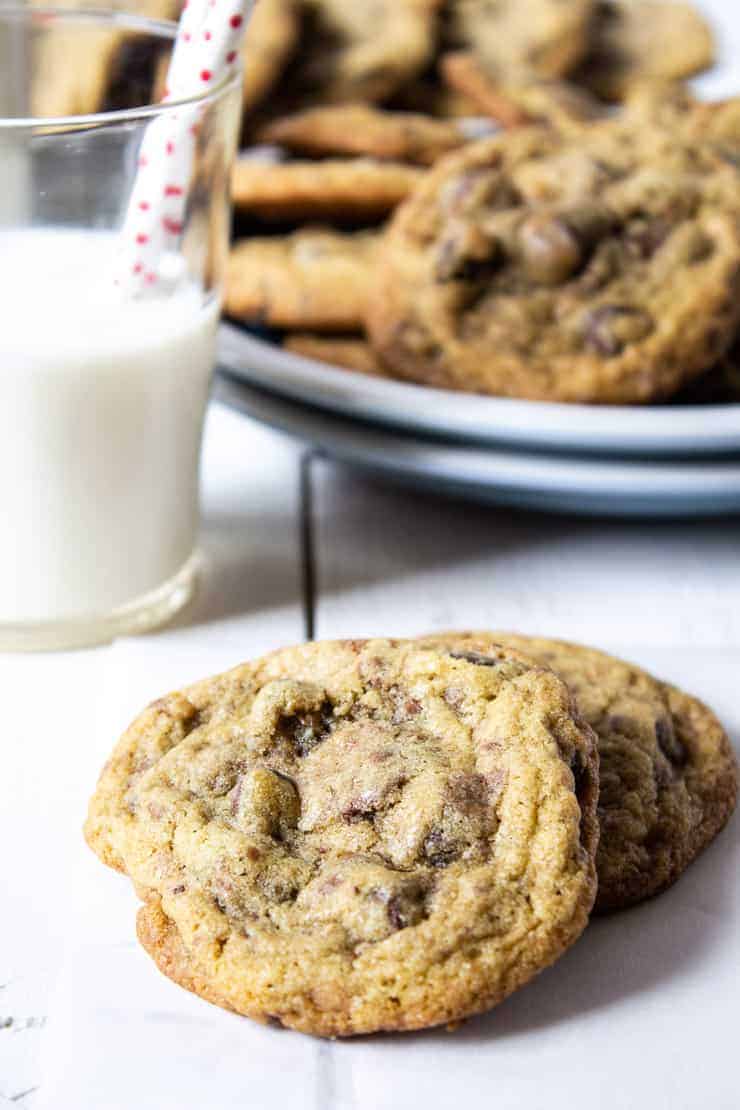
117 0 251 294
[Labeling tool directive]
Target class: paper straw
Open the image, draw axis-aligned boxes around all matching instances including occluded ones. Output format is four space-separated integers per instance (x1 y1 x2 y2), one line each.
116 0 251 294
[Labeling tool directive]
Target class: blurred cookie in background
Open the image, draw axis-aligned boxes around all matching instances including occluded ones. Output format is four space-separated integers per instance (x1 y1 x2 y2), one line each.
573 1 715 102
226 228 380 332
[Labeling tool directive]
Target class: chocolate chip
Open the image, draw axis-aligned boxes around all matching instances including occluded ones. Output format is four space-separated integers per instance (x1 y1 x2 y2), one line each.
342 802 377 823
584 304 654 356
343 774 407 822
370 748 394 763
590 156 625 185
449 651 500 667
682 228 715 265
606 714 639 736
435 227 501 284
391 696 423 725
442 166 512 215
518 214 583 285
448 773 489 814
382 880 429 931
278 701 335 756
269 879 301 904
172 884 186 895
438 250 501 284
423 827 459 868
386 896 405 931
625 217 672 259
655 718 687 766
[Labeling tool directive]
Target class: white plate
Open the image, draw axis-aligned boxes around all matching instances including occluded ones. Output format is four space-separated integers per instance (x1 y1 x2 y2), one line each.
216 374 740 518
219 0 740 461
218 324 740 459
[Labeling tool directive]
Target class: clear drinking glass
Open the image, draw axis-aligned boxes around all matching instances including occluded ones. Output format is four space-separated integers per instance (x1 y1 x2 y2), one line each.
0 6 242 650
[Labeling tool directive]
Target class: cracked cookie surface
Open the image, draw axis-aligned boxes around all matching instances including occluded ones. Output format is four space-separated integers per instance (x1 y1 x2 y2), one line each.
421 633 738 911
85 638 598 1036
366 122 740 403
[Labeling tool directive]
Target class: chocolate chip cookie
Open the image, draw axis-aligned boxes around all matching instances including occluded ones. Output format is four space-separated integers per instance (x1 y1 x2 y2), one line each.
420 633 738 912
285 335 392 377
390 74 482 120
444 0 595 82
31 0 177 118
366 123 740 404
574 1 715 102
85 638 598 1036
232 157 424 223
225 229 379 332
241 0 299 117
441 53 606 130
622 84 740 172
270 0 440 110
258 104 473 166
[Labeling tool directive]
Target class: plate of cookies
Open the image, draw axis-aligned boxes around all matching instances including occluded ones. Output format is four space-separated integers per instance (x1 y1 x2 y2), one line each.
219 0 740 460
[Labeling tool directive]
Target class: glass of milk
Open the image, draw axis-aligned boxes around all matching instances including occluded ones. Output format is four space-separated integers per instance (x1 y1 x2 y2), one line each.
0 7 242 650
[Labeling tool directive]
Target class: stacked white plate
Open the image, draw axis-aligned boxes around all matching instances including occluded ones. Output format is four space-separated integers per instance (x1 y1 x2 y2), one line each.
217 324 740 518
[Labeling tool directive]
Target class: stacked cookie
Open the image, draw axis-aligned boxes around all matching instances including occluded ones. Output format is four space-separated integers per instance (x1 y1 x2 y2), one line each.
85 634 737 1035
226 0 740 405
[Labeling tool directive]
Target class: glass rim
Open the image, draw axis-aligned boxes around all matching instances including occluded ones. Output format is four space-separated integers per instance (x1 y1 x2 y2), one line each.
0 5 242 130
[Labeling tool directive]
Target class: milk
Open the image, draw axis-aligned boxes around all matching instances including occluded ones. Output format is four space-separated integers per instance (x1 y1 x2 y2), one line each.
0 228 219 628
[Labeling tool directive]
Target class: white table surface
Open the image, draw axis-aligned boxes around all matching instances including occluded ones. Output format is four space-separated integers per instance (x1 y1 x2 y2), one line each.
2 399 740 1108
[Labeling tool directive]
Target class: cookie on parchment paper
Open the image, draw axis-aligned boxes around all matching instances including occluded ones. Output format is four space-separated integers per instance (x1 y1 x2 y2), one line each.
85 638 598 1036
